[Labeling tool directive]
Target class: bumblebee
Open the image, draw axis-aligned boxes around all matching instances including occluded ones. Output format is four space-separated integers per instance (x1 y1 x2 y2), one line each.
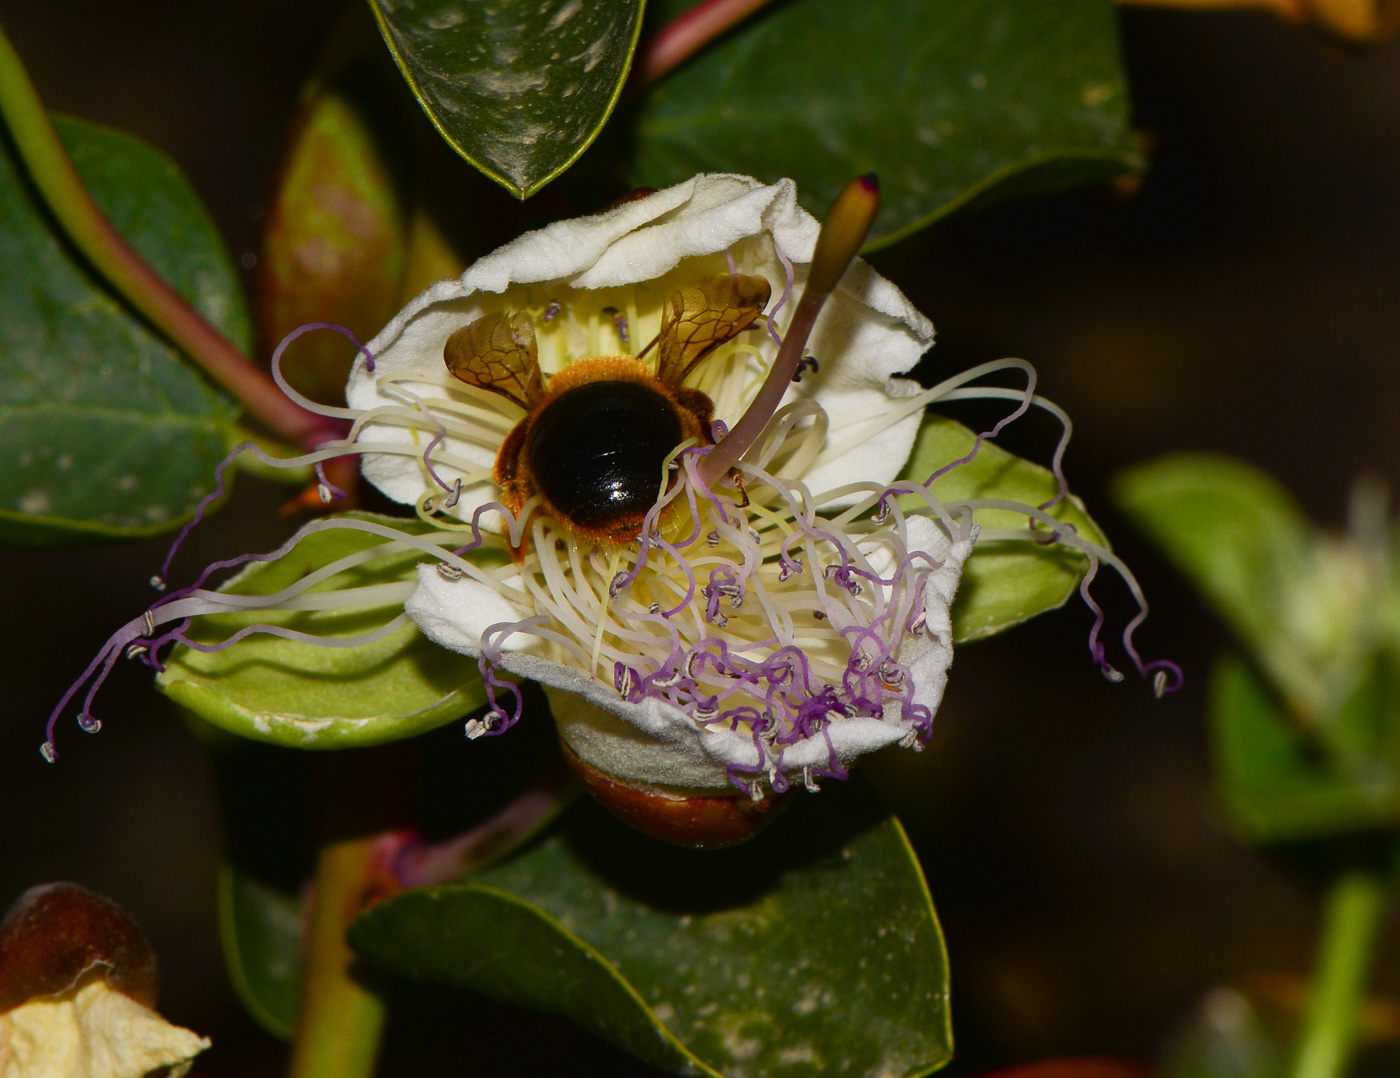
443 273 772 545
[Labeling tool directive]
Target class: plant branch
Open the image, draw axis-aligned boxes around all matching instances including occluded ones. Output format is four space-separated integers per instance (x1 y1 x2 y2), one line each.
1290 870 1389 1078
0 22 340 450
634 0 780 88
286 835 391 1078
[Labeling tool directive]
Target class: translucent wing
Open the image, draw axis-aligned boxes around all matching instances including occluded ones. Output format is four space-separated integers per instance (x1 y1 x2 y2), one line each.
443 311 544 410
653 274 772 388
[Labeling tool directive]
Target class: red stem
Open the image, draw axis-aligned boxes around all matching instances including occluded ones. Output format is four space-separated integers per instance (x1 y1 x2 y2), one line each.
0 25 340 450
634 0 780 87
90 217 340 450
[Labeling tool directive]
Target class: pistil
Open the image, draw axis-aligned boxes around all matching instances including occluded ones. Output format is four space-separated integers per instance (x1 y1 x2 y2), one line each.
698 175 881 486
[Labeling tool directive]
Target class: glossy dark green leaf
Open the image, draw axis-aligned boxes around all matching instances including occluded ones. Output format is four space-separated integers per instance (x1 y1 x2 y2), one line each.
217 864 302 1040
350 784 952 1078
898 414 1106 643
1209 651 1400 844
369 0 646 198
158 513 488 749
631 0 1140 248
0 115 247 547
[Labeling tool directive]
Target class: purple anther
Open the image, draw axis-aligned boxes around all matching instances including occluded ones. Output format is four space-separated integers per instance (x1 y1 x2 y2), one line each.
314 459 348 502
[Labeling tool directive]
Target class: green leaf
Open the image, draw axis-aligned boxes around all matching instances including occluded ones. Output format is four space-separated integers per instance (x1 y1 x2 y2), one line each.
1110 453 1385 724
898 414 1106 643
157 513 488 749
369 0 646 198
1113 454 1312 665
1209 651 1400 844
217 864 302 1040
630 0 1140 248
350 783 952 1078
0 115 247 547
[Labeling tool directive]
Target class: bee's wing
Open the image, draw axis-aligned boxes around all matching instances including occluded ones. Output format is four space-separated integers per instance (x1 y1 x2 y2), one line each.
443 312 544 410
653 274 772 388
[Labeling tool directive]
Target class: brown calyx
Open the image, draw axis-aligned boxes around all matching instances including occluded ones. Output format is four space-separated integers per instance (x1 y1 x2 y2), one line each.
560 741 790 849
0 882 159 1013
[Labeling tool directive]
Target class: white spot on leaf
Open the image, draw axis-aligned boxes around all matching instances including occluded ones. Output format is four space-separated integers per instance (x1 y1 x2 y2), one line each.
548 0 582 30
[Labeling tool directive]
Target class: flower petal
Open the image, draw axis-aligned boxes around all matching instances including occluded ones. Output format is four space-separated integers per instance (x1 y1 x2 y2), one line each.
0 979 209 1078
403 517 974 792
346 174 934 518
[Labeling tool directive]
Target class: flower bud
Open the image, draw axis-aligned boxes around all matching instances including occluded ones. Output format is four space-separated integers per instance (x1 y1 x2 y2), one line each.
0 883 208 1078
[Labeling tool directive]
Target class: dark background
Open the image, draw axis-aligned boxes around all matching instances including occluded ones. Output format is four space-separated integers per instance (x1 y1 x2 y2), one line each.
2 3 1399 1075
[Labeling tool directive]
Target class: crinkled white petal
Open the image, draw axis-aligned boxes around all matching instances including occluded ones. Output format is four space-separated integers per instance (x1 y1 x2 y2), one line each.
347 174 933 520
0 980 209 1078
405 530 974 792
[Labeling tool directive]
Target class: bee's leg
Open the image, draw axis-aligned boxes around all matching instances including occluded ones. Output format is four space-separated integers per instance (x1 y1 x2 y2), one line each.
674 387 717 443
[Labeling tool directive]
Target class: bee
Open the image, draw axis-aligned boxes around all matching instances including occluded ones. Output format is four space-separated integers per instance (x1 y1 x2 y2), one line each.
443 273 773 546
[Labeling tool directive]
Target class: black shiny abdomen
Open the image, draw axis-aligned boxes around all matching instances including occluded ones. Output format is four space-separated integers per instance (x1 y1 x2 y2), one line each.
527 380 682 529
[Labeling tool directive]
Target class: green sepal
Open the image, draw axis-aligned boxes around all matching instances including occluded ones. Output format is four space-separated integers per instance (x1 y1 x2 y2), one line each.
158 512 487 749
898 414 1106 643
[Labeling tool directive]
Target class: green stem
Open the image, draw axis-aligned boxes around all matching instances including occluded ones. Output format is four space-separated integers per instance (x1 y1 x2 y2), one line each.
0 22 338 450
287 837 389 1078
1290 870 1389 1078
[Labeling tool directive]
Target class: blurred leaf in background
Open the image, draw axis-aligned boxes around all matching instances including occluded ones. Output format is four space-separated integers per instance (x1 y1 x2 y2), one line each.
257 61 413 406
1115 454 1400 845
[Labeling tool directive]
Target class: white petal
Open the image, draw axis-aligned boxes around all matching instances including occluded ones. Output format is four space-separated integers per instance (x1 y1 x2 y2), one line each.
405 564 532 656
347 174 934 515
402 516 973 793
899 517 977 718
0 980 209 1078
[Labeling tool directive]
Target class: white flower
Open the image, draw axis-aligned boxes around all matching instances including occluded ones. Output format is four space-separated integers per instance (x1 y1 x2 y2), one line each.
340 175 976 796
48 175 1173 826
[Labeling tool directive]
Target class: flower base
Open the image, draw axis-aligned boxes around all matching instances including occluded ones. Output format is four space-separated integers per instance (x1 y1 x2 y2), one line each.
559 741 791 849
